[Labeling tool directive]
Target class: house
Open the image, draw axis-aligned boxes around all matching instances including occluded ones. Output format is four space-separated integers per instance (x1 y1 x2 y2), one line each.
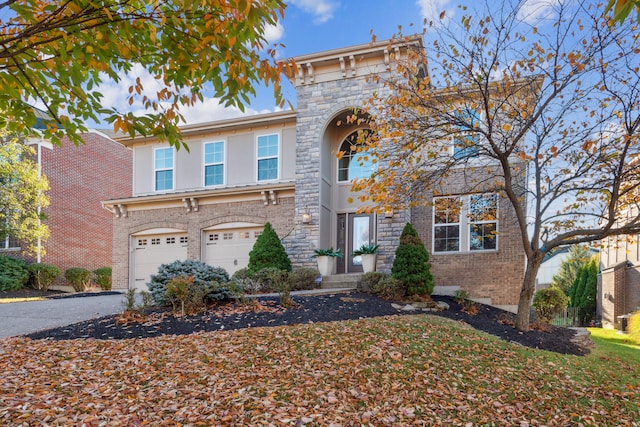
598 206 640 328
103 36 526 312
535 246 599 292
1 122 132 285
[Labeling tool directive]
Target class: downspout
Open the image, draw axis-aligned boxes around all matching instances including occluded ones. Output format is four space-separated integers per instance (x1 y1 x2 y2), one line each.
36 138 42 263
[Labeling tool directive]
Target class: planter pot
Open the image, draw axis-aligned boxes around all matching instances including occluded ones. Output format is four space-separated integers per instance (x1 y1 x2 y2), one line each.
316 256 333 276
360 254 377 273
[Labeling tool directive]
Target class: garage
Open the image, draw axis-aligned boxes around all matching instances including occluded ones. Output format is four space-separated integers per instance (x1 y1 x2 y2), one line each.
132 229 188 292
203 223 263 275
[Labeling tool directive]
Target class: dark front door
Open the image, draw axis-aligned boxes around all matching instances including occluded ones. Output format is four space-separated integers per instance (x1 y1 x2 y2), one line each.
336 213 374 274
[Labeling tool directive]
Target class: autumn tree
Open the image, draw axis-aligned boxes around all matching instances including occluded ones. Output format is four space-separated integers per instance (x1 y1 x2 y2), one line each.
606 0 640 23
0 131 50 256
0 0 286 147
355 0 640 331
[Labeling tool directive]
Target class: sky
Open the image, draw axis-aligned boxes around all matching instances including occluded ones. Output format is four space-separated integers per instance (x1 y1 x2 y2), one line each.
92 0 563 128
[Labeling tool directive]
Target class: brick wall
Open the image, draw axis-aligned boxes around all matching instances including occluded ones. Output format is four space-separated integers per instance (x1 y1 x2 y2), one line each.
23 132 132 281
110 197 294 290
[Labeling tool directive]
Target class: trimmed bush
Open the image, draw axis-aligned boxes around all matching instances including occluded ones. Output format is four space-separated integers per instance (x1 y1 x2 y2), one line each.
27 263 61 291
165 275 209 315
372 276 405 300
289 267 321 291
359 272 387 292
248 222 292 274
147 259 230 306
0 256 29 291
533 287 569 324
391 223 434 296
65 267 91 292
93 267 112 291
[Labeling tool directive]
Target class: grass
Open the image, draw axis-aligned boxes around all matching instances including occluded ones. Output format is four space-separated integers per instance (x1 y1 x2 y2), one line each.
588 327 640 363
1 314 639 425
0 297 46 304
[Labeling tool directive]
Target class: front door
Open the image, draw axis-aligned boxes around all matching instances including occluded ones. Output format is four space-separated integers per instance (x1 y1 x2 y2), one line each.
336 213 374 273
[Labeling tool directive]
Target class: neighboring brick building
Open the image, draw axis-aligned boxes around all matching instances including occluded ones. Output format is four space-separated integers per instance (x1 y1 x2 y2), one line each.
105 36 526 311
1 130 132 283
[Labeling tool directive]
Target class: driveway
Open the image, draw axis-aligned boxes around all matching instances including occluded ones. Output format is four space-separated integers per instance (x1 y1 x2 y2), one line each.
0 294 126 339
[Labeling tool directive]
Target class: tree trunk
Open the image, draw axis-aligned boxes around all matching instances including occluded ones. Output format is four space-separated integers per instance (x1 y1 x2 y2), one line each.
515 255 543 331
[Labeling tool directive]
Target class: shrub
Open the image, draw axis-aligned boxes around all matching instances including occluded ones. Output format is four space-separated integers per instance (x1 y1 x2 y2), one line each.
629 312 640 345
231 268 261 294
391 223 434 296
248 222 292 274
93 267 112 291
372 276 405 300
289 267 321 291
27 263 60 291
533 287 569 324
64 267 91 292
359 272 387 292
147 259 230 306
453 289 471 304
165 275 209 315
0 255 29 291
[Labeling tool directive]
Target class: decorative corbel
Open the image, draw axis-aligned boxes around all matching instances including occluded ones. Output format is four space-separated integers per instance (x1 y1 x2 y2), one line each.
261 191 269 205
190 197 199 212
349 55 356 76
182 198 192 212
269 190 277 205
118 204 128 218
339 57 346 77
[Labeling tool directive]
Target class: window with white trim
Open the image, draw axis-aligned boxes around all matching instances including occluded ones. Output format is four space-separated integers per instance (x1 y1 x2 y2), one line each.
453 108 481 160
433 193 498 253
154 147 174 191
0 233 19 250
257 134 278 181
204 141 224 186
337 130 376 182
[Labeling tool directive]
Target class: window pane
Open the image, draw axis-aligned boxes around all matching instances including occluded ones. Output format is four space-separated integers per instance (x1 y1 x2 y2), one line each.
155 148 173 169
469 194 497 221
470 223 497 250
337 132 377 182
205 142 224 164
205 164 223 186
434 225 460 252
258 158 278 181
258 135 278 158
434 197 461 224
155 170 173 191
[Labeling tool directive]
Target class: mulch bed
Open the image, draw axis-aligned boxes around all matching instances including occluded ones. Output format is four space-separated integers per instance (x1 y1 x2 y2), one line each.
18 291 588 356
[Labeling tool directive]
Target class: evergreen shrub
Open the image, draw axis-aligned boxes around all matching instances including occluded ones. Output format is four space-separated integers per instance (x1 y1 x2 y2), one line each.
147 259 230 306
359 272 387 292
289 267 320 290
247 222 292 273
0 255 29 291
27 263 61 291
372 276 405 300
93 267 112 290
533 287 569 323
391 223 434 296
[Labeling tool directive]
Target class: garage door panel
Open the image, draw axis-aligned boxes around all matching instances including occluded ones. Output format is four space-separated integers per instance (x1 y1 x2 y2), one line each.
133 233 188 292
204 228 261 275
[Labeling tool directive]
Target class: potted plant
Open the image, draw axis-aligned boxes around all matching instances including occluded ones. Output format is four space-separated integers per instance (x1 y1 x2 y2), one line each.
312 248 343 276
353 243 379 273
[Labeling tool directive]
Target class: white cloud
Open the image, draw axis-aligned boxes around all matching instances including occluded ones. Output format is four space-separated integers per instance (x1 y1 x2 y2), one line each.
263 20 285 45
517 0 560 23
416 0 455 28
288 0 338 24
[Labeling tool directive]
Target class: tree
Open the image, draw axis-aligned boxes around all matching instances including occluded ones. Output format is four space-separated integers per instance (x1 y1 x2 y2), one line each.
354 0 640 331
0 132 49 256
606 0 640 23
391 223 434 296
248 222 292 274
550 245 592 295
0 0 286 147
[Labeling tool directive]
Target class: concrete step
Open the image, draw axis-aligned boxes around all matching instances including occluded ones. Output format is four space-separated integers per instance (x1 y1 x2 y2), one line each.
320 273 362 289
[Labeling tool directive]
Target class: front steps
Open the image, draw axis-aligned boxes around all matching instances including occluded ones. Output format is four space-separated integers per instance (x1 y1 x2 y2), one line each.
320 273 362 290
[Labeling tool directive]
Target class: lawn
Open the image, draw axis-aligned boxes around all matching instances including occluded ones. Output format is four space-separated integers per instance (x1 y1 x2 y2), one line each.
1 315 638 426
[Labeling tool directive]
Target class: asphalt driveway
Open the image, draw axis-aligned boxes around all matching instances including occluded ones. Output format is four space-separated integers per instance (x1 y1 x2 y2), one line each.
0 294 126 339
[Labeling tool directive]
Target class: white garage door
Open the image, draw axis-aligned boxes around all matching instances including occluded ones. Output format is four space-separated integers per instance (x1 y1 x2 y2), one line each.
133 233 188 292
203 226 262 275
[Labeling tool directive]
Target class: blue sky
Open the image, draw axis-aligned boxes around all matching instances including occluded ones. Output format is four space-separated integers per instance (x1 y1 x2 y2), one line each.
93 0 562 127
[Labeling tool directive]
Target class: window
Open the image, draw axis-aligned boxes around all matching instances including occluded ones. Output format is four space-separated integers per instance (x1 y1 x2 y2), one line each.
433 194 498 253
166 237 176 244
0 234 19 250
257 134 278 181
453 108 481 160
337 130 376 182
154 147 174 191
204 141 224 186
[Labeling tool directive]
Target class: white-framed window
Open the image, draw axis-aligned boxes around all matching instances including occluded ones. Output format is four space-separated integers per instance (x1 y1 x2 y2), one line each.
154 147 174 191
257 134 279 181
204 141 225 186
337 130 376 182
0 234 19 250
452 108 481 160
433 193 498 253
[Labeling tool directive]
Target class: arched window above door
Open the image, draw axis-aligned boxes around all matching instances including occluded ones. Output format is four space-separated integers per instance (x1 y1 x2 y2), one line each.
337 130 376 182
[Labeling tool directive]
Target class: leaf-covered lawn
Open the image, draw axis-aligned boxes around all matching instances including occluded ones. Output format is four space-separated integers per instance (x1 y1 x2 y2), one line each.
1 315 638 426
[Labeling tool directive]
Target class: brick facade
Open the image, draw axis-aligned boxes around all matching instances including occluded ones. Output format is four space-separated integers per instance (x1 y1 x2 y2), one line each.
599 263 640 328
7 132 132 282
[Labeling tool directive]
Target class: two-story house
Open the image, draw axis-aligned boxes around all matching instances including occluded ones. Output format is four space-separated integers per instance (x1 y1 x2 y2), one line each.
104 36 525 312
